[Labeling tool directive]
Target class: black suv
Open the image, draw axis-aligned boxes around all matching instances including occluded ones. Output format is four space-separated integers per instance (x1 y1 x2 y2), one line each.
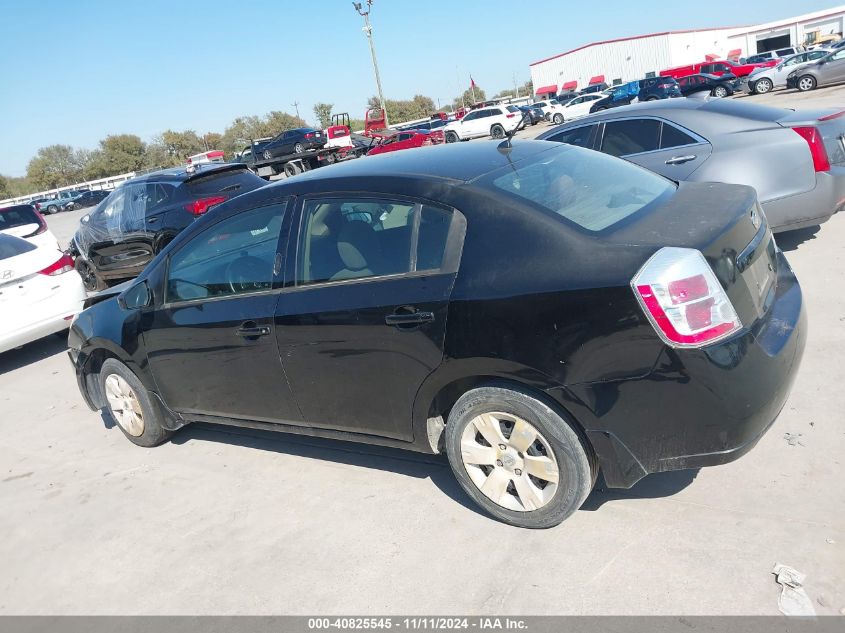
69 164 266 291
590 77 681 112
64 189 110 212
260 128 326 160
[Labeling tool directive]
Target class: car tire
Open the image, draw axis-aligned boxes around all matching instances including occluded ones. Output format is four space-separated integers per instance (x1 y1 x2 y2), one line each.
644 97 658 101
490 124 505 139
444 385 596 529
445 131 459 143
74 258 106 292
553 113 563 124
796 75 817 92
284 162 302 177
47 204 58 214
750 79 771 95
263 149 272 160
595 106 607 111
324 152 336 164
544 113 551 121
99 358 174 448
712 85 729 98
294 143 305 154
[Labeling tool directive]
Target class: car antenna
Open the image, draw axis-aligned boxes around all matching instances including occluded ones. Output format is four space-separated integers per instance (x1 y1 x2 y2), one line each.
498 105 530 153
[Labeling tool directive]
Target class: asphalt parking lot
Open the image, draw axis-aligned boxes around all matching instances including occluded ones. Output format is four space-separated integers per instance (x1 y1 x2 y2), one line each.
2 86 844 616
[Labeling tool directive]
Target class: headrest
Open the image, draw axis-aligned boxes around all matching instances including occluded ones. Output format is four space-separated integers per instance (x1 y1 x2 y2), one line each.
337 221 378 271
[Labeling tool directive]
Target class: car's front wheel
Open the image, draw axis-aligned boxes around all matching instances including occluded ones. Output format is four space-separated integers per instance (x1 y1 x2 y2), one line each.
712 85 729 98
294 142 305 154
552 113 563 124
751 78 772 94
99 358 174 448
263 149 273 160
796 75 817 92
47 204 58 214
445 385 595 528
74 258 106 292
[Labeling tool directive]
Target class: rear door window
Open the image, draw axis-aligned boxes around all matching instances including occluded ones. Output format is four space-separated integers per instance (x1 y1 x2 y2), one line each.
660 122 698 149
600 119 661 156
546 125 597 148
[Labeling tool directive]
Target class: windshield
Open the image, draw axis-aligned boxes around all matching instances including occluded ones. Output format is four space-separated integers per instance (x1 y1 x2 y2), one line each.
480 145 675 233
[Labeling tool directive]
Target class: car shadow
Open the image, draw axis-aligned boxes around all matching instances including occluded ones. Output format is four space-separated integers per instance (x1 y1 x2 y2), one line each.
581 468 699 511
776 225 821 252
171 423 488 518
0 334 68 375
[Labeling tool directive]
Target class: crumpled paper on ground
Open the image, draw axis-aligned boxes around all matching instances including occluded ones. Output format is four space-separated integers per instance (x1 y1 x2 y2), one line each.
772 563 816 616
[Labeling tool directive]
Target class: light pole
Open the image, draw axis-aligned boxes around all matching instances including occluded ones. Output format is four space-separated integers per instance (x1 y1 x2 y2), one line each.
353 0 387 127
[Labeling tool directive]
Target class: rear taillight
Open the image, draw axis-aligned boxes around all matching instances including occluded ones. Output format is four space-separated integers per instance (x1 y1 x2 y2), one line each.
185 195 227 216
422 138 432 146
305 132 315 138
506 113 515 118
632 247 741 348
793 126 830 172
39 253 75 276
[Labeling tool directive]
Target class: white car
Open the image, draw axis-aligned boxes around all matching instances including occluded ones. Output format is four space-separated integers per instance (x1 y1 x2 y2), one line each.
0 233 86 354
746 49 830 94
558 94 605 121
443 105 524 142
0 203 61 251
532 99 566 123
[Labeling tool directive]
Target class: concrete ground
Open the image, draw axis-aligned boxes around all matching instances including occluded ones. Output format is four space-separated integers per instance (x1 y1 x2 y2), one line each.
1 86 844 616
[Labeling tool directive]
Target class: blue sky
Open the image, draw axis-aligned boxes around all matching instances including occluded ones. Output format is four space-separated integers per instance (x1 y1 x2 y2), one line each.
0 0 837 176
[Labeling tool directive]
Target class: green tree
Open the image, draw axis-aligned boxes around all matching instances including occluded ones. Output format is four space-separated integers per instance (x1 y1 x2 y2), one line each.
313 102 333 129
26 144 84 190
157 129 206 163
452 85 487 110
85 134 147 178
220 111 306 156
365 94 436 125
0 175 10 199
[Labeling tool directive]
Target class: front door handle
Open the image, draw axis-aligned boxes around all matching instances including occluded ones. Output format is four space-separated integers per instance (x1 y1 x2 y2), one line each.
146 216 159 223
235 321 271 338
665 154 697 165
385 310 435 327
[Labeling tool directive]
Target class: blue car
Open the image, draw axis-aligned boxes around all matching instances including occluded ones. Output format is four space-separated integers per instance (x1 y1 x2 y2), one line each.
590 77 681 113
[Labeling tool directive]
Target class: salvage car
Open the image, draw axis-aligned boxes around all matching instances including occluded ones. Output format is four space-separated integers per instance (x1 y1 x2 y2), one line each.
676 73 739 97
260 128 326 160
69 140 804 529
590 77 681 112
537 99 845 232
63 189 110 212
745 50 830 94
443 104 524 142
0 233 86 354
787 48 845 91
69 163 266 291
366 130 444 156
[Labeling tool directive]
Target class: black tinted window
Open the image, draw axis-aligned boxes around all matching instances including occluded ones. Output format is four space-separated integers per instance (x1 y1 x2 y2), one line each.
417 206 452 271
0 205 40 230
167 203 284 302
546 125 595 148
600 119 661 156
0 234 36 260
184 168 265 197
660 123 698 149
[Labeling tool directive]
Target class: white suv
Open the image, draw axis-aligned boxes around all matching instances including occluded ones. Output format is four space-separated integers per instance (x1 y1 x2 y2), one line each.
443 105 524 142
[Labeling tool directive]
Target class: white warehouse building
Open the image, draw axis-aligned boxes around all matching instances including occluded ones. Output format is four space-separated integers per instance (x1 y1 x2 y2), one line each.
529 5 845 97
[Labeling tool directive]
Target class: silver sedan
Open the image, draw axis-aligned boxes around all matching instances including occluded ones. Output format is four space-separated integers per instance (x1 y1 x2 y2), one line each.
536 98 845 232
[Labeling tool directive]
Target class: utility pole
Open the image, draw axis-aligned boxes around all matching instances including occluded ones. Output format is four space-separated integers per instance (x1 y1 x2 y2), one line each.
353 0 387 127
513 72 519 99
292 101 301 121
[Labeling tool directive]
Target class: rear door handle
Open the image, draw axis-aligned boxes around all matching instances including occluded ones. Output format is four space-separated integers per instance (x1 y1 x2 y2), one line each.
665 154 697 165
385 311 434 326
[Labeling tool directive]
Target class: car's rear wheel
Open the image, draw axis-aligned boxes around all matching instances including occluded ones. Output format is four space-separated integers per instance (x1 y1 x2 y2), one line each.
445 131 459 143
47 204 58 214
74 258 105 292
752 79 771 95
445 385 595 528
99 358 173 447
284 161 302 177
490 124 505 139
711 85 729 98
294 142 305 154
796 75 817 92
263 149 272 160
552 113 563 124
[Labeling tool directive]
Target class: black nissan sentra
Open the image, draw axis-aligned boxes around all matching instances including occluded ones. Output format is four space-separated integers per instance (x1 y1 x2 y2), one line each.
68 141 805 528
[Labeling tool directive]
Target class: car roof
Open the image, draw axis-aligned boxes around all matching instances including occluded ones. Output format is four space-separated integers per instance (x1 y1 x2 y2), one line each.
270 140 560 185
127 162 247 184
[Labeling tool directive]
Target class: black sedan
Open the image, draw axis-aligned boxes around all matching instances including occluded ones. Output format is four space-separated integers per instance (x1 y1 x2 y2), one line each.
260 127 325 160
68 141 805 528
676 73 739 98
63 189 110 212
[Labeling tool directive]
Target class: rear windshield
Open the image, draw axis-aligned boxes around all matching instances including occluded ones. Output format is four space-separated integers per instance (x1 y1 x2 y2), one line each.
0 233 36 261
0 205 40 230
184 168 266 197
481 145 675 233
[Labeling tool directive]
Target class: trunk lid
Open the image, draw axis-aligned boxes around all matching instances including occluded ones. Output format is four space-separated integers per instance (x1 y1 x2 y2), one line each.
608 181 777 328
776 108 845 166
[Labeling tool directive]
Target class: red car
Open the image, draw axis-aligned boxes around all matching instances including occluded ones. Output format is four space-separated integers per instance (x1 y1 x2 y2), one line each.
660 59 778 79
366 130 444 156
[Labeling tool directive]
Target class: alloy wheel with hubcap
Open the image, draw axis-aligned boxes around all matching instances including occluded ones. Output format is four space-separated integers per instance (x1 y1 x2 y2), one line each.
263 149 272 160
491 124 505 139
753 79 772 95
797 76 816 92
294 142 304 154
553 113 563 124
713 85 729 97
104 374 145 437
460 412 559 512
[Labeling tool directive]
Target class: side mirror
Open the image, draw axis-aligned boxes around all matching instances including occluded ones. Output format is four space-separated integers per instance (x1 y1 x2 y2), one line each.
119 280 151 310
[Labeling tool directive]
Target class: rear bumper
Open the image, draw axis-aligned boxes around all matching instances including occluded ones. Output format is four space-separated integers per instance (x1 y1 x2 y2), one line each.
561 250 806 488
763 167 845 232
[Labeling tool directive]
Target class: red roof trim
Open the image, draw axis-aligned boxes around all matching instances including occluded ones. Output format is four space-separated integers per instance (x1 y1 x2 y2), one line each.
530 26 743 66
535 84 558 95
